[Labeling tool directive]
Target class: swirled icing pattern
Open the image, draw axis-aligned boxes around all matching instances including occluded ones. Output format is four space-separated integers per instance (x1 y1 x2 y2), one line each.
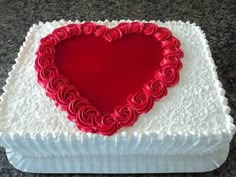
67 97 89 122
54 85 79 111
46 75 69 99
67 24 82 36
113 105 138 126
35 22 184 136
76 105 100 132
37 64 58 87
143 79 167 100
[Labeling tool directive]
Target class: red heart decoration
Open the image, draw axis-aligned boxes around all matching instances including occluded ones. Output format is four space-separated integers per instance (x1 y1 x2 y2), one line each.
35 22 183 136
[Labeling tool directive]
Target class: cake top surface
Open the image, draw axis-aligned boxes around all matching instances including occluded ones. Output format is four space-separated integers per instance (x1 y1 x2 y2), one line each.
0 20 235 138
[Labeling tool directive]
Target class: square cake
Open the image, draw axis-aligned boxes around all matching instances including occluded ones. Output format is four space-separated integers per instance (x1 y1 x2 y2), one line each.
0 20 235 173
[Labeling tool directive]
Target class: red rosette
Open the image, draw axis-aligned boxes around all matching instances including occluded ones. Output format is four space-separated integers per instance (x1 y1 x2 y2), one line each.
163 47 184 58
36 44 55 56
118 22 132 34
76 105 100 133
154 27 172 41
104 28 122 42
143 23 158 36
52 26 70 40
35 53 54 71
46 75 69 99
67 97 89 122
37 64 58 87
82 22 96 35
55 85 79 111
94 25 108 37
155 66 179 87
143 79 167 100
67 24 82 36
161 36 181 48
40 34 59 47
97 114 120 136
160 55 182 70
113 105 138 126
127 91 154 114
131 22 144 33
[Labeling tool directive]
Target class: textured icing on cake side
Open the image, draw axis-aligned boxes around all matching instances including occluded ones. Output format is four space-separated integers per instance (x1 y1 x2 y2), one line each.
0 20 235 137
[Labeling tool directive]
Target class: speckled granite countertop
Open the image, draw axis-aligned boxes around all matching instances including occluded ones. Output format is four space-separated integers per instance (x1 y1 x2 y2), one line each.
0 0 235 176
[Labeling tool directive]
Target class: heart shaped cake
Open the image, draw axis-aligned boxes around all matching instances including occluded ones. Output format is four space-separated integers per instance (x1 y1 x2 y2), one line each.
35 22 183 135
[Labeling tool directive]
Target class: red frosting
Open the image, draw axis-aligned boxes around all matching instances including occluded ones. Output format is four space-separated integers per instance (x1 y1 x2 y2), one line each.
46 75 69 99
54 85 79 111
143 79 167 100
35 22 184 136
113 105 138 126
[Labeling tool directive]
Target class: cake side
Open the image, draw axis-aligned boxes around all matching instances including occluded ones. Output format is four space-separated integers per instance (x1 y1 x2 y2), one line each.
0 20 235 161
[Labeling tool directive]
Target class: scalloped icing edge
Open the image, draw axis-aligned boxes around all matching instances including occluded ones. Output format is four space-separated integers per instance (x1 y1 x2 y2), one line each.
0 19 235 147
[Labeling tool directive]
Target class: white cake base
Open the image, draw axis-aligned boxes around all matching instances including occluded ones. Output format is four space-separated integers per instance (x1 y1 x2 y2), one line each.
5 145 228 173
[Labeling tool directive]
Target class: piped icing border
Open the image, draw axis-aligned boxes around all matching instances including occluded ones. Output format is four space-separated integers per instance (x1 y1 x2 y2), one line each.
35 21 184 136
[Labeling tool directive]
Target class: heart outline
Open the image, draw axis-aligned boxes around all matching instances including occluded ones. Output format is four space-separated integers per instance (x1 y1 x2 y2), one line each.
35 22 184 136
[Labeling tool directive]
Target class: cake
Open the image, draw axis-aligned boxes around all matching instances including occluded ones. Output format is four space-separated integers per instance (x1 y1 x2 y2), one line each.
0 20 235 173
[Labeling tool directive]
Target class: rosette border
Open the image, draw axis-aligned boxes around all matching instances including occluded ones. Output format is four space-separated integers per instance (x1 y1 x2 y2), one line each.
35 22 184 136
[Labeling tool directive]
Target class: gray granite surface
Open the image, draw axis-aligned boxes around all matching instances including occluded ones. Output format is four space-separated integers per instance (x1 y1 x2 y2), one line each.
0 0 235 176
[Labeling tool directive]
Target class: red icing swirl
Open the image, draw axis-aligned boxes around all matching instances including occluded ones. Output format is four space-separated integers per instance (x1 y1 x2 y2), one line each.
161 37 181 48
36 44 55 56
143 23 158 35
155 66 179 87
67 97 89 122
118 22 132 34
35 22 184 136
113 105 138 126
55 85 79 111
104 28 122 42
163 47 184 58
160 55 182 70
52 27 70 40
95 25 108 37
46 75 69 99
131 22 144 33
35 53 54 71
97 114 120 135
154 27 172 41
40 34 59 46
37 64 58 87
127 91 154 113
82 22 96 35
144 79 167 100
76 105 100 132
67 24 82 36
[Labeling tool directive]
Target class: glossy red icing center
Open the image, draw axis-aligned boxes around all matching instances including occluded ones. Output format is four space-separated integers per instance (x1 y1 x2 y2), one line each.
55 34 162 113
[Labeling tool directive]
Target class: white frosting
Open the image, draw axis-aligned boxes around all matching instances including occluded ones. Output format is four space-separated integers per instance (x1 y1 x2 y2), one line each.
0 20 235 168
